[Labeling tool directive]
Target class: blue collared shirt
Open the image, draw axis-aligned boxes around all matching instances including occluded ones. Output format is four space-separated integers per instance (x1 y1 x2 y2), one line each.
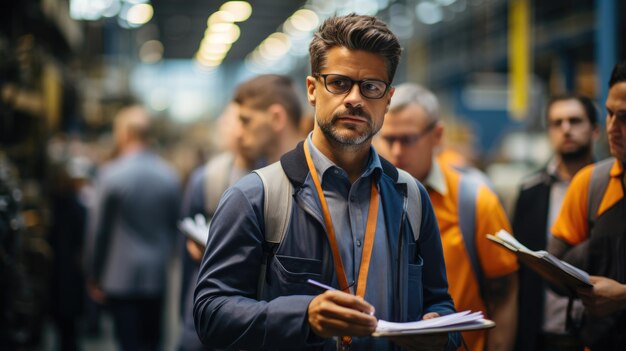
306 135 393 349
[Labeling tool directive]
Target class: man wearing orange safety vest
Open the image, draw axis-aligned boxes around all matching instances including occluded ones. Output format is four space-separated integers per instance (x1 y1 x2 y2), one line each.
549 61 626 351
376 83 518 351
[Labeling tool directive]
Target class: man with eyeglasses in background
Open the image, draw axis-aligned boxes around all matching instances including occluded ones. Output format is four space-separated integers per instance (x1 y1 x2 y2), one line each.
375 83 519 351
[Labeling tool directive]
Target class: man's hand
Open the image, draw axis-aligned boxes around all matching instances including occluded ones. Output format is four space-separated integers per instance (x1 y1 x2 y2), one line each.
87 280 106 304
577 275 626 317
186 238 205 263
390 313 447 351
307 290 377 338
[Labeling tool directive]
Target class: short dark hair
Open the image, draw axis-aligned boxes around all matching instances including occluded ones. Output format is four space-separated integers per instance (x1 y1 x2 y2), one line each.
233 74 302 128
609 61 626 88
309 14 402 83
546 94 598 126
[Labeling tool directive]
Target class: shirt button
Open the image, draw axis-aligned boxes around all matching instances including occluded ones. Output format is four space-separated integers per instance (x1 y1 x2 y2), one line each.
334 169 339 175
356 239 362 247
350 196 356 202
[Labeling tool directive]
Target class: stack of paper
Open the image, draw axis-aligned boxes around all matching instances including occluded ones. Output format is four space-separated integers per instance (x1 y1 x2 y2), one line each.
487 229 592 296
179 214 210 246
373 311 494 336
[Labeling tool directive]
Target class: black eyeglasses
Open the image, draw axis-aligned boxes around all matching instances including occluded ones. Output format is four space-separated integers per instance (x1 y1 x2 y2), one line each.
313 73 391 99
381 120 438 147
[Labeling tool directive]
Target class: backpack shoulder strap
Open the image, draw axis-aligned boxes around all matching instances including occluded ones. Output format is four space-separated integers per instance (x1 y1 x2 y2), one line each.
587 158 613 226
453 165 496 191
204 153 235 217
458 173 485 297
252 161 293 299
396 169 422 242
253 161 293 245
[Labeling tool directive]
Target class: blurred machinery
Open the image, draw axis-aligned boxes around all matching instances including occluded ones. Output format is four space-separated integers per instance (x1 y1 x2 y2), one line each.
0 153 52 349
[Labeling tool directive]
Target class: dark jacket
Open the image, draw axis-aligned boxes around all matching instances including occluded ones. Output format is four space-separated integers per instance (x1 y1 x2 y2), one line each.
512 167 553 351
193 142 459 350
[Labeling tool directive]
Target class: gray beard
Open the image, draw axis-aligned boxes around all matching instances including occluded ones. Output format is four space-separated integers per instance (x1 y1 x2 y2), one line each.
317 114 380 149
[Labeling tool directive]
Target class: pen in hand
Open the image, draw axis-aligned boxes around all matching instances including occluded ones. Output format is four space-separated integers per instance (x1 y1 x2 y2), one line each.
307 279 338 292
307 279 375 316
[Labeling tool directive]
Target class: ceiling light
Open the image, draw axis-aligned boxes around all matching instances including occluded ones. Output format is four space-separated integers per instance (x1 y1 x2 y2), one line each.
220 1 252 22
209 22 239 34
197 50 227 61
196 56 222 67
139 40 164 63
101 0 121 17
200 42 232 54
416 2 443 25
207 11 235 26
289 9 319 32
127 3 153 25
259 33 290 60
204 30 240 44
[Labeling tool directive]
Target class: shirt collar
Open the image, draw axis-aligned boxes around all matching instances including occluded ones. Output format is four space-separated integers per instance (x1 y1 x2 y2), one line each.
546 157 560 178
610 158 624 177
305 132 382 183
424 158 447 195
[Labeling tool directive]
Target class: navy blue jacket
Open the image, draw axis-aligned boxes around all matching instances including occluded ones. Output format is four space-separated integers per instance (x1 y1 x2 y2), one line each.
193 143 459 350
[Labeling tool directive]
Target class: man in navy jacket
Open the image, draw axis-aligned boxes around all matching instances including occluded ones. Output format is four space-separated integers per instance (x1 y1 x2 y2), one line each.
194 14 459 351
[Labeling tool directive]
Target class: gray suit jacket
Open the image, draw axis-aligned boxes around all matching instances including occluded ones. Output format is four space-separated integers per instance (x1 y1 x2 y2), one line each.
87 150 180 296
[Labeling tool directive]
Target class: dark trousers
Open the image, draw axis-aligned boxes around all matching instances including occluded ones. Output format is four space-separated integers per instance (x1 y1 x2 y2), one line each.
537 332 584 351
52 314 80 351
108 296 163 351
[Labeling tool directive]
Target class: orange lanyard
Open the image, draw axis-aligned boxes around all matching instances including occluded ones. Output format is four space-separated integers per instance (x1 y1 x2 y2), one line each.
304 142 379 348
303 141 379 299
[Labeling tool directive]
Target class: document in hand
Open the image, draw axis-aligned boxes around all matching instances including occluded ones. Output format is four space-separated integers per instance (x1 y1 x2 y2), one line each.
373 311 494 336
179 214 210 246
487 229 592 296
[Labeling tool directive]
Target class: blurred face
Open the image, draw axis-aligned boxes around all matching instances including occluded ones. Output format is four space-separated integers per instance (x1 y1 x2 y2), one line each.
546 99 597 161
112 106 149 150
376 103 442 182
237 104 275 161
113 118 126 148
306 47 394 148
606 82 626 162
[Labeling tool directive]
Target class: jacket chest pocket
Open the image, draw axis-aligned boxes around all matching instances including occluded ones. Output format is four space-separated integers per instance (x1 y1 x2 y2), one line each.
266 255 324 296
407 255 424 321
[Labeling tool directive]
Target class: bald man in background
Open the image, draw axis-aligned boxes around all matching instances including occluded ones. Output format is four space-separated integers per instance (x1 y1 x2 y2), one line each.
86 104 181 351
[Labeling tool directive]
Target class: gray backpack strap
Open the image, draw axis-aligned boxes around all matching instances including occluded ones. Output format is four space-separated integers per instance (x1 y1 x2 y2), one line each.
587 158 614 227
453 165 495 192
252 161 293 299
396 169 422 242
204 153 235 217
458 173 485 297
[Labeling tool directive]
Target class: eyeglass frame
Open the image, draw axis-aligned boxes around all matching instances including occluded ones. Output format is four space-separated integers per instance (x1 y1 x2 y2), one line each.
312 73 391 100
380 119 438 147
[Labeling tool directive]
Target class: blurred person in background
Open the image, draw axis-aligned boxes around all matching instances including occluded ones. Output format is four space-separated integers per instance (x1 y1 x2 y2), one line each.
47 145 95 351
549 61 626 350
513 95 599 351
85 103 181 351
375 83 518 351
177 74 303 351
